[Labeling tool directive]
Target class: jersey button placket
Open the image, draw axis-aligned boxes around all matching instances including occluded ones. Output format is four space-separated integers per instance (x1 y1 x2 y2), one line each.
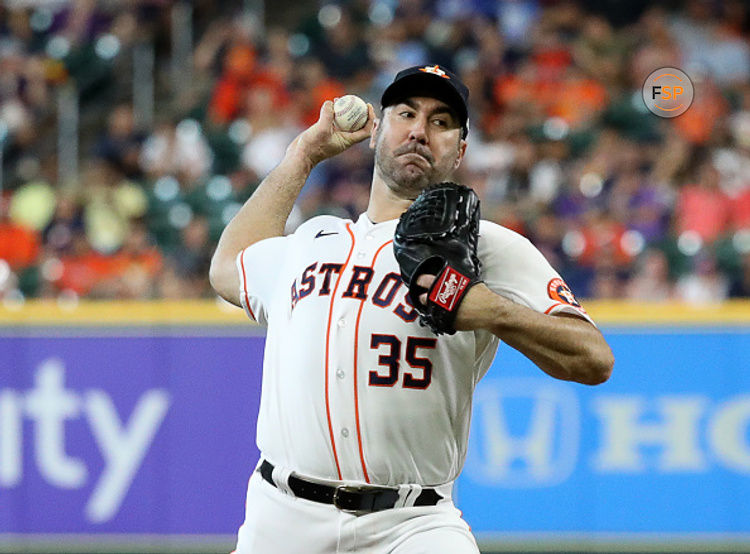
329 278 360 480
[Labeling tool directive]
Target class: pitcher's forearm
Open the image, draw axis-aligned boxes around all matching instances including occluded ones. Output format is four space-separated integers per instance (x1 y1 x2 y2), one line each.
220 147 314 252
209 100 374 305
213 101 372 260
457 285 614 385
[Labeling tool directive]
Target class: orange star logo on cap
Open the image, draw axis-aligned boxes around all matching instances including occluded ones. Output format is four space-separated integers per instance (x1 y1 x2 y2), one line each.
419 65 449 78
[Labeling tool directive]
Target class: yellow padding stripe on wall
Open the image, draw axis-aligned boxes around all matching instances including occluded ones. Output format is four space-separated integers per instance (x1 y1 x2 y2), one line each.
0 300 247 326
585 300 750 324
0 300 748 326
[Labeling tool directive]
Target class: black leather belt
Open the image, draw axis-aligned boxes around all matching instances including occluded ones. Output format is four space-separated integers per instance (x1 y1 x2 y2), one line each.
259 460 442 513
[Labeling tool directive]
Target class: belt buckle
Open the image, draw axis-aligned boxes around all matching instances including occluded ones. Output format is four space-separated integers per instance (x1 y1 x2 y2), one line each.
332 485 373 514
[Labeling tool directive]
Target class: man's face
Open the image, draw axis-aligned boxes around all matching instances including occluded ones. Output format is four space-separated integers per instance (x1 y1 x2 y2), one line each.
370 96 467 199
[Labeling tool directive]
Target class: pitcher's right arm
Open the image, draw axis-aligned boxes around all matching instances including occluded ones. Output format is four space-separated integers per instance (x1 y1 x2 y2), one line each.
209 101 374 306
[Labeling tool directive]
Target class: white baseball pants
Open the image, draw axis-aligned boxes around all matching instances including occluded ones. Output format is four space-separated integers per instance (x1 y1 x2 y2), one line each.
233 470 480 553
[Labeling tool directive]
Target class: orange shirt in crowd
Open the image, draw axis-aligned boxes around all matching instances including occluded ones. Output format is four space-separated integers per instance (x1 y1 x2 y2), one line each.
549 78 607 126
208 42 258 123
56 246 163 296
677 184 732 242
494 72 605 127
0 222 40 269
110 247 163 277
299 79 346 127
57 251 116 295
732 188 750 231
210 70 289 125
674 88 728 145
576 219 634 267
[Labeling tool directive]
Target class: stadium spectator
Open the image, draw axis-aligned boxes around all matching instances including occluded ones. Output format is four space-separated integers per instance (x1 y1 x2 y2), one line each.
0 0 749 302
108 221 163 299
166 216 213 297
729 252 750 297
54 230 114 297
625 248 674 301
42 193 85 256
676 159 732 244
239 79 299 181
0 193 39 271
140 119 214 184
93 103 145 179
675 252 730 303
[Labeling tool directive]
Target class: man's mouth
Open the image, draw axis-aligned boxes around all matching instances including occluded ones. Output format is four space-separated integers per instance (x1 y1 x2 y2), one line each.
397 149 433 170
400 152 429 164
394 143 434 165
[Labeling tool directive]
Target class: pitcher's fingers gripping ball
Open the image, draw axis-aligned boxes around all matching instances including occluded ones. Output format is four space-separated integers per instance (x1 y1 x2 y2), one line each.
333 95 369 132
393 182 483 335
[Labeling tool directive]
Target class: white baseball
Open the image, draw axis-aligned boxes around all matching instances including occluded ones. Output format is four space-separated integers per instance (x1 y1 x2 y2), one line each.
333 95 369 132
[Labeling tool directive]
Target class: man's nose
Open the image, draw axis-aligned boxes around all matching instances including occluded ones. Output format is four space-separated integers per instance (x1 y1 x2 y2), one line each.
407 117 428 143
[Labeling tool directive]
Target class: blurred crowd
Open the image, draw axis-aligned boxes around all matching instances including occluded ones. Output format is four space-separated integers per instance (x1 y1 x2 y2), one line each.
1 0 749 303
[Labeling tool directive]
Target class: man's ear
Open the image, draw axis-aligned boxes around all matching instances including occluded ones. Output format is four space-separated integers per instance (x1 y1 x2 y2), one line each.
453 139 467 169
369 118 380 149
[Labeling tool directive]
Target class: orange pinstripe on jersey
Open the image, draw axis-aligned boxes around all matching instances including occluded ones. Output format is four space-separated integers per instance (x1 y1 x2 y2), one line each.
544 302 589 318
239 252 256 321
324 223 356 480
352 239 394 483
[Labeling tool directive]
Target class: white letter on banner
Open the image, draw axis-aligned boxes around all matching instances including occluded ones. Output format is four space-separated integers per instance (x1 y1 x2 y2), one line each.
25 359 87 488
84 389 170 523
468 378 579 487
592 395 707 472
708 396 750 473
0 390 22 486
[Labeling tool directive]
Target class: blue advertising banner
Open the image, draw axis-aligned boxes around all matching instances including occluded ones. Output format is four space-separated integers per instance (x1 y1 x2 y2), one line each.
1 317 749 548
0 331 265 536
458 327 750 538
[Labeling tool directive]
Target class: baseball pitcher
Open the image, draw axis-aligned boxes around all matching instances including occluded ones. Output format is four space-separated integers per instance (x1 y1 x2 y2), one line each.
210 64 614 553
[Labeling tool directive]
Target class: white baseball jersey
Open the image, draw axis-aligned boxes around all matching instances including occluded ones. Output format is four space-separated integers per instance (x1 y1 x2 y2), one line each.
236 213 592 487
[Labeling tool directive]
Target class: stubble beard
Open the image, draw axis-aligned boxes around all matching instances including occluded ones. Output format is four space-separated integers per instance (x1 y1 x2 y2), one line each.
374 132 458 200
375 154 430 200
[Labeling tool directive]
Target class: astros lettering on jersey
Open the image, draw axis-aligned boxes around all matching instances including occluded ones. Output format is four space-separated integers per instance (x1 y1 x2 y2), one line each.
236 213 592 487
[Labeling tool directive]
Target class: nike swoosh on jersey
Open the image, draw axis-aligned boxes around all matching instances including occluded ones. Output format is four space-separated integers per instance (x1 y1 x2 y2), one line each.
315 230 339 238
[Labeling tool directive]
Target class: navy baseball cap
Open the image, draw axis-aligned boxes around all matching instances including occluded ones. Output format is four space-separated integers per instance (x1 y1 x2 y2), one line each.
381 64 469 138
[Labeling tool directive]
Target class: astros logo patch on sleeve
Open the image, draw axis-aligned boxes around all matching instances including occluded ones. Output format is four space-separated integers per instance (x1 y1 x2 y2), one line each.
547 278 581 308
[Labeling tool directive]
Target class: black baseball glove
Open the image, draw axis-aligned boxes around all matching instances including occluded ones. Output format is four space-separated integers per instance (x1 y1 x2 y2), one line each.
393 182 482 335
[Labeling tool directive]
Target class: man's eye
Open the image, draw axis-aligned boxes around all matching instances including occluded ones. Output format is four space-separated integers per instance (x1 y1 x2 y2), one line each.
399 111 414 118
433 119 448 126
